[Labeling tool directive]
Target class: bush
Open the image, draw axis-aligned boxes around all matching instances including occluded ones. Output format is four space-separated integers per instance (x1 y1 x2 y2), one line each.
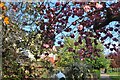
92 70 100 79
64 62 92 80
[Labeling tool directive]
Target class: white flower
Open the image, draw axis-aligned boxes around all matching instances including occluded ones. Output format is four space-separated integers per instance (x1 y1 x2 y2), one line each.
13 43 16 47
52 46 57 52
16 49 19 53
0 15 2 20
21 49 35 61
26 50 35 61
5 38 8 41
96 3 103 9
49 53 54 57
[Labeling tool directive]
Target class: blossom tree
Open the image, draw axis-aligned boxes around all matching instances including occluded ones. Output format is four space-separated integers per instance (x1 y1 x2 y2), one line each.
1 1 120 79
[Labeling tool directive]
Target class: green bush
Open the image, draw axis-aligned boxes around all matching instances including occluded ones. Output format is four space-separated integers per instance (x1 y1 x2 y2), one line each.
85 56 110 70
92 70 100 79
64 62 93 80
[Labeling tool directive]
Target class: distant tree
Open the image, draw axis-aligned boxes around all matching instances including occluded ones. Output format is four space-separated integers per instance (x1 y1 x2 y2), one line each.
107 52 120 68
55 36 109 79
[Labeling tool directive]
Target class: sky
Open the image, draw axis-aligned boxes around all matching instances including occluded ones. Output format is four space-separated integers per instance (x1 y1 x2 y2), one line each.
102 21 119 55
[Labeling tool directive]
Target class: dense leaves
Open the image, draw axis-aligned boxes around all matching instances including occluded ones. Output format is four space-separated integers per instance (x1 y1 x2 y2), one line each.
1 1 120 79
107 52 120 68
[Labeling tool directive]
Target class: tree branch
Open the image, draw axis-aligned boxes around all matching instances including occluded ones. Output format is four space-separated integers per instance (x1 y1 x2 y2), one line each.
93 8 120 31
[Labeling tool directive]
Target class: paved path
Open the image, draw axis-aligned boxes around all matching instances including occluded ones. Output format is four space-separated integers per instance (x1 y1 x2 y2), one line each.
100 74 112 80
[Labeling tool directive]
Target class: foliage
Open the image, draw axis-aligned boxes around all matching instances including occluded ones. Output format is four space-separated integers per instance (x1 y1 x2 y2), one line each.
108 71 120 80
1 1 120 51
84 39 110 70
85 56 110 70
108 71 120 76
56 37 81 67
107 52 120 68
109 76 120 80
64 62 92 80
92 70 100 79
1 1 120 79
56 36 109 69
55 37 108 79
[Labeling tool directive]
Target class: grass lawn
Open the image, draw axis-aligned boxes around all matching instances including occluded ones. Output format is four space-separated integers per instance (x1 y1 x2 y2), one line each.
108 72 120 80
110 76 120 80
108 72 120 76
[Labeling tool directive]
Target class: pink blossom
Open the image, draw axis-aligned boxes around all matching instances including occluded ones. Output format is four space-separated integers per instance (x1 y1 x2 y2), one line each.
78 25 83 31
96 3 103 9
43 44 49 48
90 0 95 2
40 54 45 59
83 5 91 12
90 0 99 2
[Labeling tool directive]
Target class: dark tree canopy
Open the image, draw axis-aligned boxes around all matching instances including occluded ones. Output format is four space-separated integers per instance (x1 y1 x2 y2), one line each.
2 1 120 50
